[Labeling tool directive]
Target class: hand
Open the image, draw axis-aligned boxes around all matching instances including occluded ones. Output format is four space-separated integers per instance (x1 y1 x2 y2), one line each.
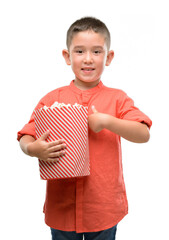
27 131 67 162
88 106 109 133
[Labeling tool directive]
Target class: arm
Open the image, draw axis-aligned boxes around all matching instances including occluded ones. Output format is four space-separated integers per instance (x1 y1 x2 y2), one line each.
19 131 67 161
88 106 150 143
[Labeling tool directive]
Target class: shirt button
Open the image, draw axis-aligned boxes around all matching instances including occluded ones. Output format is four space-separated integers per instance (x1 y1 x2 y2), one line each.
81 94 90 106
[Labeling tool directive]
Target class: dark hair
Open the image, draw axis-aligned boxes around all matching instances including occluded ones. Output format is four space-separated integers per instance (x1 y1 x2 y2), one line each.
66 17 111 50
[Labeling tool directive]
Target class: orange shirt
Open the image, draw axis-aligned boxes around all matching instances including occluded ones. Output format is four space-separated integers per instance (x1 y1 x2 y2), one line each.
17 80 152 233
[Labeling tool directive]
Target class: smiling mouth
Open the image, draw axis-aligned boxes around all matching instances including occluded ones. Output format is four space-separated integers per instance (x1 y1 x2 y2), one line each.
81 68 95 71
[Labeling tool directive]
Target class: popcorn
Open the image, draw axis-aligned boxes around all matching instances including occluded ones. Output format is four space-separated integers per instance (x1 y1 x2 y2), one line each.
41 102 83 110
34 102 90 180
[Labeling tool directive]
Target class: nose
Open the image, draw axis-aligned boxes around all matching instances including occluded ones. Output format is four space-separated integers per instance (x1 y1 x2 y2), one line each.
83 52 93 64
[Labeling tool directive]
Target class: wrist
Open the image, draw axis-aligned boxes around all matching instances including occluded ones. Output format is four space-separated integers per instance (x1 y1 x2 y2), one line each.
102 114 113 130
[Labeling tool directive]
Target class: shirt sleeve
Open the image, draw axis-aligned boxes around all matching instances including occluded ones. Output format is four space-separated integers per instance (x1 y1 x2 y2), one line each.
117 91 152 129
17 88 61 141
17 100 45 141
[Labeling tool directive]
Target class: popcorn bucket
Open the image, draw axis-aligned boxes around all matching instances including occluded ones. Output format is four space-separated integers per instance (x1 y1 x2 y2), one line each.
34 103 90 180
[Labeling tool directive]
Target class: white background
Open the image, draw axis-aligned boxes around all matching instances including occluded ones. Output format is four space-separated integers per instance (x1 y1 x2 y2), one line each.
0 0 169 239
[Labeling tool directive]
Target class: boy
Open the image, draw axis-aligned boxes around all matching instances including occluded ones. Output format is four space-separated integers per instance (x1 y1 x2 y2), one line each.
18 17 152 240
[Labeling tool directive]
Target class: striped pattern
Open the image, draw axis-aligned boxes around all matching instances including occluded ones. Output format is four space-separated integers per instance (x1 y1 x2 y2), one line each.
34 105 90 180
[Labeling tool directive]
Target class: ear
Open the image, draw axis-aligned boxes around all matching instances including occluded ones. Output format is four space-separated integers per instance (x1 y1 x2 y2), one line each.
105 50 114 66
62 49 71 65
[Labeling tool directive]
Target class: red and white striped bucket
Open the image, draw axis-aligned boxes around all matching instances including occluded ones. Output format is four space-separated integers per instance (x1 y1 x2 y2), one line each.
34 104 90 180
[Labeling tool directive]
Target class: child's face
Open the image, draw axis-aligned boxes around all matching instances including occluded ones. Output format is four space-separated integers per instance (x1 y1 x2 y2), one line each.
63 31 114 90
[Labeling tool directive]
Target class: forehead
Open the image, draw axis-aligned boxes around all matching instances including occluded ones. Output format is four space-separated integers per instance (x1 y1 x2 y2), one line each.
70 30 106 48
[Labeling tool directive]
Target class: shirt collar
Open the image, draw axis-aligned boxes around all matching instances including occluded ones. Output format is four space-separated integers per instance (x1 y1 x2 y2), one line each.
69 80 104 95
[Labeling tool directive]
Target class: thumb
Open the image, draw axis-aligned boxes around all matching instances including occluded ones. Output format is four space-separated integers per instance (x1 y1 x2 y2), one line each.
91 105 98 113
40 130 50 141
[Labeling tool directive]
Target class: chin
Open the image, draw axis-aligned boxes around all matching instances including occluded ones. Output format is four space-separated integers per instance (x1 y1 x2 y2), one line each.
77 77 100 83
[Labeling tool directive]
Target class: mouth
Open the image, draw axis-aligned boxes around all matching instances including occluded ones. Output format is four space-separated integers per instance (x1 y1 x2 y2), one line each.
81 68 95 72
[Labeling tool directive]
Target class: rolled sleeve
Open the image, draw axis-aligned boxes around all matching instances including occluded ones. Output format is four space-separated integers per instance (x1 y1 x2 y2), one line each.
117 92 152 129
17 100 45 141
17 114 36 141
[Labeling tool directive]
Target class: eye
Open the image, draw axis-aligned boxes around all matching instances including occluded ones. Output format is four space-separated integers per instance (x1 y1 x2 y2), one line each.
93 50 101 55
75 50 83 54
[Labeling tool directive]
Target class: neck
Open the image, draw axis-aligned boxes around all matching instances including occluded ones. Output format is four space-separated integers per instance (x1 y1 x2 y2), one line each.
73 79 100 90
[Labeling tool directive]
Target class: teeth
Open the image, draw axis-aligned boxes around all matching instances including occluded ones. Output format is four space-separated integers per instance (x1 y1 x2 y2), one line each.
83 69 94 71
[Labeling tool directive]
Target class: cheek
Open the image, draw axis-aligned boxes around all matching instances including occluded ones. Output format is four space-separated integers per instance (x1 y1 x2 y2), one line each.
70 57 81 69
97 59 106 70
96 55 107 66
